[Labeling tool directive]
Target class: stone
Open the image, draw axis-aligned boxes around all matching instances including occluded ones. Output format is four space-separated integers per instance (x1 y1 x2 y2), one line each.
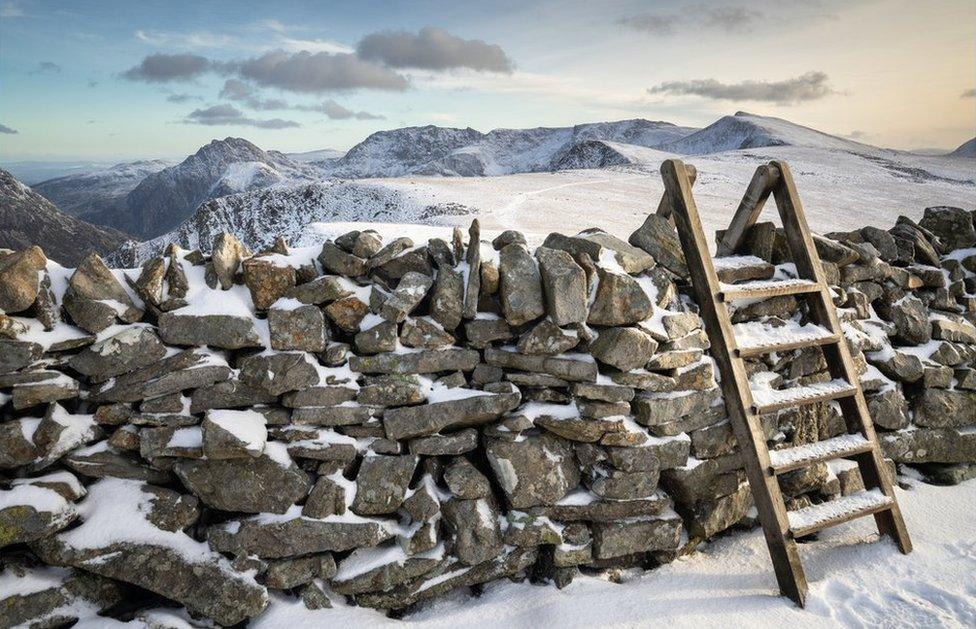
63 253 141 332
589 327 658 371
430 266 465 330
932 317 976 344
465 318 514 347
536 247 589 325
0 484 77 547
202 409 267 459
401 316 454 348
499 243 545 325
918 206 976 251
0 245 46 313
350 348 480 374
633 388 721 426
351 455 418 516
319 241 367 277
914 389 976 428
209 513 386 560
174 444 310 513
268 303 328 352
11 376 81 411
587 268 653 326
0 339 42 374
517 319 580 355
333 547 440 595
367 236 414 271
303 473 348 518
384 390 522 440
687 481 752 539
492 229 527 250
578 230 656 273
324 295 370 332
357 376 425 407
158 312 262 349
67 327 167 381
571 382 635 403
355 319 398 354
463 221 481 319
189 379 278 412
444 457 492 499
484 348 598 382
591 516 682 559
486 433 580 508
443 497 504 565
890 295 931 345
0 563 124 628
239 352 318 396
813 235 859 266
242 258 296 309
409 429 479 456
881 428 976 463
868 347 923 383
381 271 434 323
266 555 335 590
352 230 384 258
860 226 899 262
291 405 374 426
211 232 251 289
286 275 353 304
629 214 688 276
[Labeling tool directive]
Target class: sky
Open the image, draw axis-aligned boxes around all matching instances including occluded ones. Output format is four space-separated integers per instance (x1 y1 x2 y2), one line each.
0 0 973 162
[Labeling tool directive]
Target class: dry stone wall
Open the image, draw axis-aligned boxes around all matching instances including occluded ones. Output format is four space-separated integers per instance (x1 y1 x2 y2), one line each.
1 205 975 625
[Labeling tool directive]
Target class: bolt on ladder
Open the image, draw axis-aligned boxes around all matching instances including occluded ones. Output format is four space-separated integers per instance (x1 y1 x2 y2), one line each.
656 158 912 607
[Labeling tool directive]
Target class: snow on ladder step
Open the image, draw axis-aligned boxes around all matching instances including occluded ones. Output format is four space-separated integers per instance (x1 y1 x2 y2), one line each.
788 489 893 538
733 320 839 358
751 378 857 414
719 278 821 302
767 433 872 474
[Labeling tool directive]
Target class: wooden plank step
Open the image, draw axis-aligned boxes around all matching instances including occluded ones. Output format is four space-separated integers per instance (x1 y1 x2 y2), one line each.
733 320 839 357
719 278 820 302
788 489 893 538
768 433 873 474
751 378 857 414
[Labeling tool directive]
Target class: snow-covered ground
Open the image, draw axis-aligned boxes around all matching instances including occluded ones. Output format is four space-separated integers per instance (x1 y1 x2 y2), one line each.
254 475 976 628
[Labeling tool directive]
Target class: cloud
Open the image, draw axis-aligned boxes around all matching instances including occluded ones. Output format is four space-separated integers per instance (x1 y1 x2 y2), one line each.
357 27 513 73
962 88 976 99
0 1 23 18
122 53 211 82
135 29 236 49
296 99 385 120
0 122 18 134
87 79 99 88
231 50 409 92
31 62 62 74
165 93 200 103
218 78 290 110
648 71 836 105
618 4 762 35
184 104 300 129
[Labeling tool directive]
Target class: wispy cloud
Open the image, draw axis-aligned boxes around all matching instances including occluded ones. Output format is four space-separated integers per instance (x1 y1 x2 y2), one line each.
30 61 62 74
0 122 18 134
648 71 836 105
618 4 763 35
357 27 514 73
218 78 290 110
122 53 211 82
0 1 24 18
135 29 237 49
165 93 201 103
296 99 385 120
183 104 300 129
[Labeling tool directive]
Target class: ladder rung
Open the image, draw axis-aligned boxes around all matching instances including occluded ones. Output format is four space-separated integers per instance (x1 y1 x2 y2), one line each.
719 278 821 302
751 378 857 414
788 489 893 538
768 433 873 474
733 321 839 357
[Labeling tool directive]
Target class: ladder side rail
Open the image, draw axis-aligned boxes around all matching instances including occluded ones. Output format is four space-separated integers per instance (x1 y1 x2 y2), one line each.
768 160 912 554
661 158 809 606
716 164 781 256
657 164 697 220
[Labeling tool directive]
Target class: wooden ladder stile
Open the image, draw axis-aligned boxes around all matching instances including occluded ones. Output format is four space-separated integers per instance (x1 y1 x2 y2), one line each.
657 158 912 608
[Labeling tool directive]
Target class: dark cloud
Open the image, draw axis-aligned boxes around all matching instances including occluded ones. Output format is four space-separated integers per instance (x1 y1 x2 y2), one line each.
31 61 62 74
618 4 762 35
184 104 300 129
87 79 99 88
0 123 18 134
648 71 835 105
166 93 200 103
296 99 385 120
218 79 290 110
356 27 513 73
122 53 211 82
962 88 976 99
231 50 409 93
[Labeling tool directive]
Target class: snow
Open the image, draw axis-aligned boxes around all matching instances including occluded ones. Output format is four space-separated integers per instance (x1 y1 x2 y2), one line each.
206 409 267 455
11 470 86 497
0 483 71 514
734 320 835 350
787 489 892 532
335 543 445 582
166 427 202 449
246 477 976 628
768 434 870 469
750 378 855 409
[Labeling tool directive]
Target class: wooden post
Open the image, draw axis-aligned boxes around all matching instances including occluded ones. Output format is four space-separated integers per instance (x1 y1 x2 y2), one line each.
716 163 780 256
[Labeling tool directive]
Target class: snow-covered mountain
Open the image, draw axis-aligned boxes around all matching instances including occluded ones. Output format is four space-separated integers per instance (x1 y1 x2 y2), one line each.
121 137 321 239
950 138 975 158
662 111 876 155
325 125 486 178
0 168 128 265
32 159 173 228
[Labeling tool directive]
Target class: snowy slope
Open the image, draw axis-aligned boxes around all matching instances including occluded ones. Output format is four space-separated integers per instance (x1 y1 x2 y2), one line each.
663 111 878 155
950 138 976 158
32 159 173 226
326 126 486 178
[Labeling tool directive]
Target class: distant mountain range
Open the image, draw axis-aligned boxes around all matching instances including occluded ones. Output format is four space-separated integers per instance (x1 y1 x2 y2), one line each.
2 112 972 266
950 137 976 158
0 168 128 265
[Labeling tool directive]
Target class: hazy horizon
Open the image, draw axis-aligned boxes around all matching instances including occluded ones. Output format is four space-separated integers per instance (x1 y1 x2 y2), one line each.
1 0 974 162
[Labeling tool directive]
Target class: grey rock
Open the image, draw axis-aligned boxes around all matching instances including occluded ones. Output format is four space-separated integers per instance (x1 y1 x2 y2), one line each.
486 433 580 508
914 389 976 428
492 229 527 250
63 254 142 332
381 271 433 323
401 316 455 348
629 213 688 276
866 387 910 430
579 230 655 274
352 454 418 515
209 512 391 559
286 275 353 304
333 547 440 595
210 232 251 289
0 339 42 374
269 304 328 352
571 382 635 403
918 206 976 251
517 319 580 355
68 327 167 381
591 516 682 559
350 348 480 374
0 245 46 313
266 555 335 590
484 348 598 382
530 492 668 522
384 390 522 440
324 294 370 332
587 268 653 326
0 485 77 547
291 405 374 426
242 257 296 310
174 446 310 513
536 247 589 325
409 429 479 455
430 266 465 331
589 326 658 371
319 241 367 277
239 352 318 396
303 474 348 518
190 379 278 412
499 243 545 325
158 312 262 350
202 410 267 459
0 564 123 629
444 457 492 499
881 428 976 463
465 318 514 348
890 295 931 345
443 497 504 565
463 221 481 319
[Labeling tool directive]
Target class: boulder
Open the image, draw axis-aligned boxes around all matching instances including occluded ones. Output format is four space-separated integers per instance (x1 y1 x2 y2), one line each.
589 327 658 371
443 497 504 565
239 352 319 396
484 348 598 382
587 268 653 326
381 271 433 323
0 339 42 374
536 247 590 326
268 303 328 352
384 389 522 440
158 312 262 349
67 327 167 381
352 455 418 515
211 232 251 289
209 513 392 559
517 319 580 355
486 433 580 508
243 258 296 310
319 241 367 277
0 245 46 313
0 484 77 547
430 266 465 331
63 253 142 332
629 214 688 276
591 516 682 559
918 206 976 251
499 243 545 326
202 409 268 459
444 457 493 499
913 389 976 428
579 230 655 274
